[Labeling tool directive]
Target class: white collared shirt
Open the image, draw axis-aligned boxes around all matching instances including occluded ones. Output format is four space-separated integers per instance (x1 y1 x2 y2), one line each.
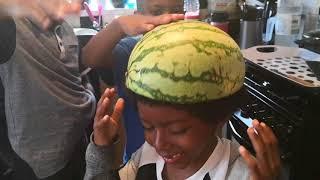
138 137 231 180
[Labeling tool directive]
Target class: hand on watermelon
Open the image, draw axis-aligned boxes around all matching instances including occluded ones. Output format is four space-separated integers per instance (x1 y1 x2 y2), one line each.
93 88 124 146
114 14 184 36
239 119 281 180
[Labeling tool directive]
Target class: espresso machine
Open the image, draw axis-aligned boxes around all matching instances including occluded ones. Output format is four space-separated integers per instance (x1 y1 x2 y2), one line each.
239 0 277 49
239 4 264 49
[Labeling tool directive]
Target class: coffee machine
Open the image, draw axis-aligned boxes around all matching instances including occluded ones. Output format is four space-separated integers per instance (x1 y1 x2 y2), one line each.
239 0 277 49
239 3 264 49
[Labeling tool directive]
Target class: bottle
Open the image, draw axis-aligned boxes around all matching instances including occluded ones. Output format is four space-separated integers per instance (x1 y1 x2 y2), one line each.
184 0 200 20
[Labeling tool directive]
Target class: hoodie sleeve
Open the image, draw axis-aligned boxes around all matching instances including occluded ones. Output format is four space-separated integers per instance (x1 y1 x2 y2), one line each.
84 133 143 180
0 17 16 64
84 134 119 180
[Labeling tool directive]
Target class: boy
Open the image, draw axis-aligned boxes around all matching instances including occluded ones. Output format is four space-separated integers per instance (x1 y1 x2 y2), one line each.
85 21 281 180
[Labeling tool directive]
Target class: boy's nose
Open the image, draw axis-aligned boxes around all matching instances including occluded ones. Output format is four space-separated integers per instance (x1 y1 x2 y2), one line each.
154 129 170 151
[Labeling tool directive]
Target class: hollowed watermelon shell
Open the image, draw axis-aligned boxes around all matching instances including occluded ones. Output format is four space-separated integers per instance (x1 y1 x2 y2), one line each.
126 20 245 104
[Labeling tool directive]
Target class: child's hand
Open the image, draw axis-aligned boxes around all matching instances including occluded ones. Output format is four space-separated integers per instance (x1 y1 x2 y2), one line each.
114 14 184 37
0 0 81 30
239 119 281 180
93 88 124 146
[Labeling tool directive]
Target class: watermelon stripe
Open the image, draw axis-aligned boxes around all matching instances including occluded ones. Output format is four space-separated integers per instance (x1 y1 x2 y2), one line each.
139 25 228 46
130 63 242 85
128 39 242 69
127 76 213 104
136 26 229 54
134 21 229 53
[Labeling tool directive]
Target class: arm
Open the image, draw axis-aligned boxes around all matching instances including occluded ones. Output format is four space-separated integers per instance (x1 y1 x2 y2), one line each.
85 136 142 180
239 119 281 180
82 14 184 69
0 17 16 64
82 19 125 69
84 134 119 180
84 88 125 179
0 0 80 30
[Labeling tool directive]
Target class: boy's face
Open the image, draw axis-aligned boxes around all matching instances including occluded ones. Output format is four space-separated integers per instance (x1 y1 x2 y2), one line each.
140 0 184 16
138 101 218 173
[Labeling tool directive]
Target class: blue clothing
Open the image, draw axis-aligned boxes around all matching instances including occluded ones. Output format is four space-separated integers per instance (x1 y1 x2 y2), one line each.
113 36 144 161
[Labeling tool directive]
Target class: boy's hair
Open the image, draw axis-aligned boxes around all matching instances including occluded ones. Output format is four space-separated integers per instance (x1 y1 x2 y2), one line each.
126 87 249 124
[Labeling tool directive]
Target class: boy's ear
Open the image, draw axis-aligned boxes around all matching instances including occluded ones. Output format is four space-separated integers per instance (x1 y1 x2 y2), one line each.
215 116 231 138
217 115 231 129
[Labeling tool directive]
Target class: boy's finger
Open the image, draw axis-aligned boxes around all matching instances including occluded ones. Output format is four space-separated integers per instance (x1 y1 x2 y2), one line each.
107 88 116 99
239 146 261 180
252 120 274 168
142 24 155 32
253 120 281 174
170 14 185 20
260 122 278 149
37 0 60 19
54 2 81 21
100 98 111 118
62 2 81 14
111 98 125 122
260 122 281 174
38 0 76 21
100 115 110 125
247 127 271 173
99 88 115 105
97 88 109 106
95 98 108 120
146 14 178 26
28 4 52 30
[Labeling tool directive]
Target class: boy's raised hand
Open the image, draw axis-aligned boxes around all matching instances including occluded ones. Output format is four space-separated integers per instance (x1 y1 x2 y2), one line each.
114 13 185 37
239 119 281 180
93 88 124 146
0 0 81 30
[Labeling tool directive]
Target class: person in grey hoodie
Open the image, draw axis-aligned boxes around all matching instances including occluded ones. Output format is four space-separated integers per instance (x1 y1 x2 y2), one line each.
0 1 184 179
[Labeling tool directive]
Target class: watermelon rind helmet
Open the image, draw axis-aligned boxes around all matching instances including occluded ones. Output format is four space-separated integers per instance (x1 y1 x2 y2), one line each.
125 20 245 104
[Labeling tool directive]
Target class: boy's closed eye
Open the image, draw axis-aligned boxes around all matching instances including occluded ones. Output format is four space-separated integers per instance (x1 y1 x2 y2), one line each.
142 123 190 135
150 9 165 16
142 124 154 131
168 125 190 135
171 7 184 14
151 7 183 16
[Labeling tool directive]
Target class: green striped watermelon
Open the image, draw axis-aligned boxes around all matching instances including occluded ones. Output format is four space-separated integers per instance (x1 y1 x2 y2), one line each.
125 20 245 104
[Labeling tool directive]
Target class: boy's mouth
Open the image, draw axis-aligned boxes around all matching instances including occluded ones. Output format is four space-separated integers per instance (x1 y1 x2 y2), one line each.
161 153 183 164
